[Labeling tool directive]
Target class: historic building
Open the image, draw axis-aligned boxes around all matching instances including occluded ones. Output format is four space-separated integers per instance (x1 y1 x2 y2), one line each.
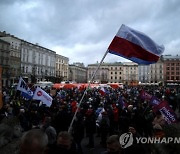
69 63 87 83
0 39 10 86
123 62 138 85
0 36 21 85
88 62 124 84
56 54 69 82
20 40 56 83
87 63 109 83
163 55 180 85
138 57 164 84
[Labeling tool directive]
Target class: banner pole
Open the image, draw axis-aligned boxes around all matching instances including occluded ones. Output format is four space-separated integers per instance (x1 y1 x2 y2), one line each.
68 50 109 133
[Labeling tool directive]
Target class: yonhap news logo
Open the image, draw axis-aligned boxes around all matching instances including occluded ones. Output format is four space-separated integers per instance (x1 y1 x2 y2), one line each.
119 133 180 148
119 132 133 148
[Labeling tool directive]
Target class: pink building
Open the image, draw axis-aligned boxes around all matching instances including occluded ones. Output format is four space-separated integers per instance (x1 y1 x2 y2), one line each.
163 55 180 85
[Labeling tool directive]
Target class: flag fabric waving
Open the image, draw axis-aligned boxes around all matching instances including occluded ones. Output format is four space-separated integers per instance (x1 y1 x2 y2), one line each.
99 87 107 96
33 87 52 107
154 100 177 124
17 77 33 99
108 24 164 64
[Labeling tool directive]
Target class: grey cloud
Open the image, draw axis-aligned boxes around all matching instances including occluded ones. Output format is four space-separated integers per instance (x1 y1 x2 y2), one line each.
0 0 179 65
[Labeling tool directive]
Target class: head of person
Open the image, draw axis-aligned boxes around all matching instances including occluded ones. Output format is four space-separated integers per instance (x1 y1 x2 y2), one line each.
106 135 121 154
57 131 72 150
127 105 133 112
19 129 48 154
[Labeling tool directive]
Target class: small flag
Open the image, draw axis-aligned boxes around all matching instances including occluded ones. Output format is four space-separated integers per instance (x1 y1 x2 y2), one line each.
150 96 161 106
108 24 164 64
33 87 52 107
155 100 177 124
140 90 152 101
99 87 107 96
21 91 33 100
119 96 127 109
17 77 33 99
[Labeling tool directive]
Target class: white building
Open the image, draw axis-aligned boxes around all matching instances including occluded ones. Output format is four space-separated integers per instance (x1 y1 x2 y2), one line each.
138 58 164 83
21 41 56 83
138 65 150 83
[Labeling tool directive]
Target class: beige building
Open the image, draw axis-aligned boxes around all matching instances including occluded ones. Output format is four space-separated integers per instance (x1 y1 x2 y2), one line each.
88 63 109 83
87 62 124 83
56 54 69 82
123 62 138 85
108 62 123 83
69 63 87 83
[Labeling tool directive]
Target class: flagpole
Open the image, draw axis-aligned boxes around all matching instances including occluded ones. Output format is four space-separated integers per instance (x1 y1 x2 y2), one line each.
68 49 109 133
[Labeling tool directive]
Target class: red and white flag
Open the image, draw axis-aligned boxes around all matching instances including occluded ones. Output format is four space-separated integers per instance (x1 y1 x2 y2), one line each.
33 87 52 107
108 24 164 64
99 87 106 96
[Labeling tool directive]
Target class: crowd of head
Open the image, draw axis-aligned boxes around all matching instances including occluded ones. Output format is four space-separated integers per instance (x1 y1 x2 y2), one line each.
0 85 180 154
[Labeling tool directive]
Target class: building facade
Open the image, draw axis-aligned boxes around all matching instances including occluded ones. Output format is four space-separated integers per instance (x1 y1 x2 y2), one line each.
138 58 164 84
123 62 138 85
0 39 10 86
88 63 109 83
21 41 56 83
163 55 180 85
0 36 21 85
56 54 69 82
69 63 87 83
88 62 124 84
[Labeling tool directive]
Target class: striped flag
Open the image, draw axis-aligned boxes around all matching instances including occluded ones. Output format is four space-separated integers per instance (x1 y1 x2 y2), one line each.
108 24 164 64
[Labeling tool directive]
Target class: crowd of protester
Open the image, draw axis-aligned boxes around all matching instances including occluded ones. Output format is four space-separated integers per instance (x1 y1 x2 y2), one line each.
0 84 180 154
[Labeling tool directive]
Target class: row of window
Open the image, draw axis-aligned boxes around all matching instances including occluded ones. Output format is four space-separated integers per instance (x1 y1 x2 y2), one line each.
167 76 180 80
166 72 180 75
21 66 55 76
166 67 179 70
166 63 180 66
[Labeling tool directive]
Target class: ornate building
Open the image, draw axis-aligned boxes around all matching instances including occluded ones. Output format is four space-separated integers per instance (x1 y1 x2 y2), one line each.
163 55 180 85
69 63 87 83
56 54 69 82
0 39 10 86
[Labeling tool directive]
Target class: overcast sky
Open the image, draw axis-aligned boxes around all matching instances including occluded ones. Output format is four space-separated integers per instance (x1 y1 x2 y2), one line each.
0 0 179 66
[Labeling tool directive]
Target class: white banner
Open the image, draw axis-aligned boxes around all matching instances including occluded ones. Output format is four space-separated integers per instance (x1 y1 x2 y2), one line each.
33 87 52 107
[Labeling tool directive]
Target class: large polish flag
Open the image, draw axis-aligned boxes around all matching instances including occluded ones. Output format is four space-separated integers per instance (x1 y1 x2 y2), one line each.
33 87 52 107
108 24 164 64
